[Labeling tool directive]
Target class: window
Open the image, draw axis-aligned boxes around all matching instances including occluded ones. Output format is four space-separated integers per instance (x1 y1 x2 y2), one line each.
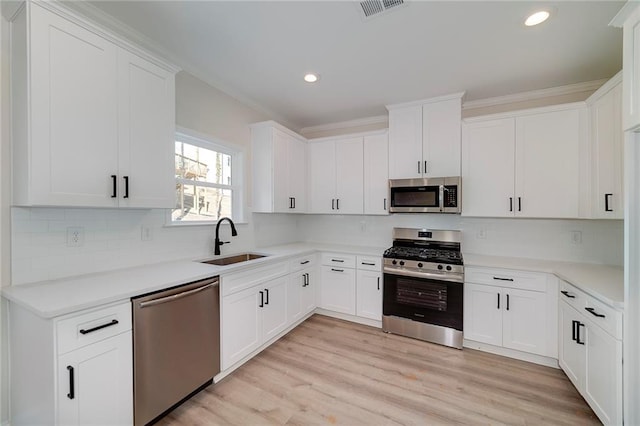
172 130 243 223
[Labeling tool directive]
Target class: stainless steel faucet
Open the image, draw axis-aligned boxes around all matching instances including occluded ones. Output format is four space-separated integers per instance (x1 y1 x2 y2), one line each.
214 217 238 255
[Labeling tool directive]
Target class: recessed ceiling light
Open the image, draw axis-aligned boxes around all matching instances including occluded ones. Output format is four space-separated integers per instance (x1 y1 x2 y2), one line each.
525 10 550 26
304 73 319 83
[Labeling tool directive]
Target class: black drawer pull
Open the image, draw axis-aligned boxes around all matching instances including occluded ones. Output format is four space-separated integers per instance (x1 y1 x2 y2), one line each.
67 366 75 399
79 319 119 335
331 259 345 263
300 260 310 265
493 277 514 282
572 320 578 342
123 176 129 199
111 175 117 198
585 307 605 318
560 290 575 299
264 288 270 305
259 291 264 308
576 322 585 345
331 268 344 272
362 262 376 266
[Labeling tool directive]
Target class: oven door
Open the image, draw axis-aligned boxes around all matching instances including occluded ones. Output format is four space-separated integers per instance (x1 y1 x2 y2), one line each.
383 271 463 331
389 178 442 213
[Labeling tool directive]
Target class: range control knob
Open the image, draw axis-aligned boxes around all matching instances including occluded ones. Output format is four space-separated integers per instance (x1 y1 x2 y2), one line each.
399 261 405 266
417 262 423 268
392 260 397 265
446 265 452 271
437 264 443 270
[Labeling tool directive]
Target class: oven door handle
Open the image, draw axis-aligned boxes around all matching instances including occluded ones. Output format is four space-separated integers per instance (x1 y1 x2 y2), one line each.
383 267 463 283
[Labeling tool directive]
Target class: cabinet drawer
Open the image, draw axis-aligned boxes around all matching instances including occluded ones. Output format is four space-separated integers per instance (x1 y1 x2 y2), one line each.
559 280 585 312
321 253 356 269
57 302 132 355
357 256 381 271
464 266 547 292
221 262 288 296
289 254 317 272
584 297 622 340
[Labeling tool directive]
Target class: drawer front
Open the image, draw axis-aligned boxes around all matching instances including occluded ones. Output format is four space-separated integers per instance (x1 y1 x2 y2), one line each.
464 266 547 292
559 280 585 312
57 302 132 355
584 296 622 339
357 256 381 272
290 254 317 272
321 253 356 269
221 261 289 296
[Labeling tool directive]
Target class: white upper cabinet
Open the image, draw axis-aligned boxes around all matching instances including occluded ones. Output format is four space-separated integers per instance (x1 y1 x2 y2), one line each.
308 137 364 215
587 74 624 219
462 104 587 218
387 93 463 179
363 133 389 215
10 2 177 208
612 3 640 132
251 122 307 213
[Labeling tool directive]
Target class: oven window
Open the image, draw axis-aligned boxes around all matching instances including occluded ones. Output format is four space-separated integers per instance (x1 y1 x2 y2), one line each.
396 278 447 311
392 188 438 207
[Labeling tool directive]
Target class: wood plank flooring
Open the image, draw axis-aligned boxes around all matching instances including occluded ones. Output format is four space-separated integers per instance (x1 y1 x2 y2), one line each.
158 315 599 425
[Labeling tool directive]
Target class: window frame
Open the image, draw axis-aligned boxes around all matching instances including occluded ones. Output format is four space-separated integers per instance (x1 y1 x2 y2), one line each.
168 127 245 226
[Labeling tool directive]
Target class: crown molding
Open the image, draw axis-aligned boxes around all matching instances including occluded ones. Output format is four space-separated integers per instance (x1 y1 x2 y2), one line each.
307 128 388 143
586 71 622 105
299 115 388 136
65 0 298 131
462 79 607 111
386 91 465 111
610 1 639 28
463 101 587 123
249 120 306 141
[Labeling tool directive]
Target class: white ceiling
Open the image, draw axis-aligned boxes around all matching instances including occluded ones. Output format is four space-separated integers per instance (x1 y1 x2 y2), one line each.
83 1 623 130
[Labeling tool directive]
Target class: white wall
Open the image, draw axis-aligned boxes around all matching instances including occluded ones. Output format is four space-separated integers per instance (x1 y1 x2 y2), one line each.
300 214 623 266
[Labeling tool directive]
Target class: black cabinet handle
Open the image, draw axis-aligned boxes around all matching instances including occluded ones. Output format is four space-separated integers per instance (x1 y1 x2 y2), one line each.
493 276 514 282
509 197 513 212
560 290 576 299
331 259 345 263
424 161 427 174
572 320 578 342
264 288 269 305
605 193 613 212
306 273 310 286
377 277 380 291
362 262 376 266
336 199 340 210
79 319 119 335
384 198 387 211
585 307 605 318
259 291 264 308
332 199 335 210
506 294 510 311
67 366 75 399
123 176 129 199
289 197 293 209
576 322 585 345
111 175 117 198
518 197 522 212
300 260 310 265
331 268 344 272
293 197 296 209
417 161 421 174
497 293 500 309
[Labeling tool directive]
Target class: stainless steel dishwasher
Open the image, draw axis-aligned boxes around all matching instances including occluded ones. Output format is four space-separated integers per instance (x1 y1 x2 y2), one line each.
132 277 220 425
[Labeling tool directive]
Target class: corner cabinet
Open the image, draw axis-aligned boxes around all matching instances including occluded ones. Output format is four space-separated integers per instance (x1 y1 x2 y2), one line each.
8 301 133 426
251 121 307 213
387 93 463 179
462 104 588 218
10 1 177 208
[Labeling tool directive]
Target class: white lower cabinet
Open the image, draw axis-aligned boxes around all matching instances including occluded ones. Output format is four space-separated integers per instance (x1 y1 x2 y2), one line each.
287 267 317 324
8 301 133 426
356 269 382 321
261 277 288 342
463 267 557 359
558 280 622 426
320 265 356 315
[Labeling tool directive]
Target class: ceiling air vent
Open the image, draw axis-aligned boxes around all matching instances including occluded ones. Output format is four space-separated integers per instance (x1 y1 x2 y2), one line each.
357 0 406 21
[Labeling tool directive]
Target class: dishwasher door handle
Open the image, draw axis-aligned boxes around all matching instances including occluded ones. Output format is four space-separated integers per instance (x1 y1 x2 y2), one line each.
139 283 216 308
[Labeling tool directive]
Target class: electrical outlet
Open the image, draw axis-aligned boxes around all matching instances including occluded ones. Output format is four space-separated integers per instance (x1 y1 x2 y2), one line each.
571 230 582 245
66 227 85 247
141 226 153 241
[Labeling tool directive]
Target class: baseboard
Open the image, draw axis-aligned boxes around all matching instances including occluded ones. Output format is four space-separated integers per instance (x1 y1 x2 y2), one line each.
463 339 559 368
314 309 382 328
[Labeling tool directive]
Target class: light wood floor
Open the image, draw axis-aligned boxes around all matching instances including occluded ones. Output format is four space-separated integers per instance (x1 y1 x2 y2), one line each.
158 315 599 425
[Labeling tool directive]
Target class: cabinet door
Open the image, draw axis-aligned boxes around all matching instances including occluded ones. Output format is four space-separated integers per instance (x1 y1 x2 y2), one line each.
288 136 307 212
388 105 423 179
462 119 515 217
463 283 502 346
622 6 640 131
29 3 119 207
308 141 336 213
423 98 461 177
271 128 290 213
287 272 305 325
57 332 133 426
356 270 382 321
515 108 582 218
301 268 317 314
584 320 623 426
501 288 547 356
592 83 624 219
221 287 262 370
558 301 585 389
118 49 175 208
261 277 288 342
320 266 356 315
363 133 389 215
335 137 364 214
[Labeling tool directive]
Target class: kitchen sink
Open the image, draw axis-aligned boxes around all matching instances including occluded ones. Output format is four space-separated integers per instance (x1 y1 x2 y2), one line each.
200 253 267 266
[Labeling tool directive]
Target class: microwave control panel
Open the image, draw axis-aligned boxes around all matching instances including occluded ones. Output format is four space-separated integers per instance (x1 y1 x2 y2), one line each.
444 186 458 208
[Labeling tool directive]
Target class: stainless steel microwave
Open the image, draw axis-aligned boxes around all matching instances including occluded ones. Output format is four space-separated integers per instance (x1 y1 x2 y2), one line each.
389 177 461 213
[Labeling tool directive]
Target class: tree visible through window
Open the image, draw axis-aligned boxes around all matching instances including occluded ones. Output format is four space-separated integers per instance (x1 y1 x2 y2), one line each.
173 135 237 222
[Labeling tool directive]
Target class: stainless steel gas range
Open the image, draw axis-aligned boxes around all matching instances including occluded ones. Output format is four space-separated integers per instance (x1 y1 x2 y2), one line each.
382 227 464 349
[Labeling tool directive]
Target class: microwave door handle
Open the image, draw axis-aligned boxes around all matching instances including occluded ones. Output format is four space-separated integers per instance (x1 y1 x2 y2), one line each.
439 185 444 211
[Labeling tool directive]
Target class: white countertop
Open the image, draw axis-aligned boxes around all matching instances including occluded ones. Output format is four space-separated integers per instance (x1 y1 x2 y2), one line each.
464 253 624 308
2 242 386 318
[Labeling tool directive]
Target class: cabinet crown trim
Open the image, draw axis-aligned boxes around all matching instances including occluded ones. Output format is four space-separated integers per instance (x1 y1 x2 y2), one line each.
386 91 465 110
462 101 587 123
585 71 622 105
610 1 640 27
307 129 388 143
250 120 307 141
